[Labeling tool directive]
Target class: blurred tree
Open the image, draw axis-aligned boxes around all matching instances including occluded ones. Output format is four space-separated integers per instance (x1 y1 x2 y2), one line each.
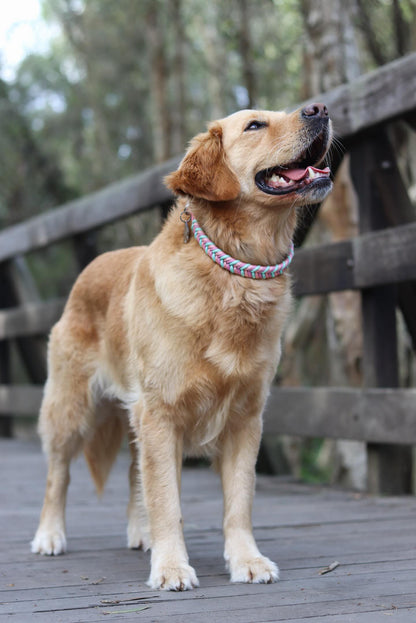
0 77 75 227
356 0 416 64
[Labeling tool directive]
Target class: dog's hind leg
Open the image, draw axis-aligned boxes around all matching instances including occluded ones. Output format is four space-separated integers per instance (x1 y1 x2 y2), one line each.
127 426 150 551
31 381 90 556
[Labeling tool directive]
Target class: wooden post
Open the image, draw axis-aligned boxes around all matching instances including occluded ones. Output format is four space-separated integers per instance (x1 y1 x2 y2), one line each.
350 134 412 494
0 263 14 436
6 259 47 384
370 130 416 351
73 231 98 270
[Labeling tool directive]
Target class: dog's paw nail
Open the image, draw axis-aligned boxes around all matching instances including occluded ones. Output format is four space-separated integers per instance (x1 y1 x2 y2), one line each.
31 529 67 556
230 557 279 584
147 564 199 591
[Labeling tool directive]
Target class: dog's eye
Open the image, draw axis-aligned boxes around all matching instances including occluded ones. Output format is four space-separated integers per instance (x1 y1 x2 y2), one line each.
244 120 267 132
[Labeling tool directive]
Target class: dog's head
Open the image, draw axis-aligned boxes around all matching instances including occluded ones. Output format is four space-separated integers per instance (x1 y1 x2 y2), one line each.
165 104 333 206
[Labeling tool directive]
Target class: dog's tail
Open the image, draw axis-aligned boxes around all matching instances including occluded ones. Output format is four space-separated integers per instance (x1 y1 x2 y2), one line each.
84 410 125 496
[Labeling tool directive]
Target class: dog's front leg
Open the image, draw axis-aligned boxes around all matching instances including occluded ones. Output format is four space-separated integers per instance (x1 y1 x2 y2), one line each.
220 414 279 584
135 408 199 591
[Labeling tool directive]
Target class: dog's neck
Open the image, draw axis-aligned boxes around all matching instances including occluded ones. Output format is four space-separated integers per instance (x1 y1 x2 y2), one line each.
181 197 297 267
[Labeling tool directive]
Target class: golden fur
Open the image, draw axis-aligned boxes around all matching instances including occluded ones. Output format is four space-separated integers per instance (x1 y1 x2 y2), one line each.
32 106 332 590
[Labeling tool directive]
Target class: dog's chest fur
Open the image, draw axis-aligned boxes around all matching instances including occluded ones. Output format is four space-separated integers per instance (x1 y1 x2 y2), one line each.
120 253 292 451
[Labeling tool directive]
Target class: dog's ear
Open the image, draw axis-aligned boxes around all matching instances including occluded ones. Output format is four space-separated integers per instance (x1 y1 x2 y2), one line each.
164 123 240 201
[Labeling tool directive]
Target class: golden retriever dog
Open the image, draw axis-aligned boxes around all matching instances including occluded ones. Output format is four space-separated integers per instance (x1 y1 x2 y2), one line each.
31 103 332 590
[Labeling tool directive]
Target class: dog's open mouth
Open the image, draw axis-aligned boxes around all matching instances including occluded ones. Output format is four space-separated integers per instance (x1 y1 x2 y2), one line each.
255 131 331 196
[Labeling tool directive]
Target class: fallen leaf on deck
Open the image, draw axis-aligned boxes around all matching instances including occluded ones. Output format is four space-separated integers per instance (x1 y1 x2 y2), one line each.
319 561 340 575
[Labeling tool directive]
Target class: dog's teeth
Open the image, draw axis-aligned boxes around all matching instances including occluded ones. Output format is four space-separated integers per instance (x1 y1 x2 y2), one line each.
269 174 288 185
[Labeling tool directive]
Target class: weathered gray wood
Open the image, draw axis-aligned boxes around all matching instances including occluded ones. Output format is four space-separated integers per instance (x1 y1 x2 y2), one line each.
0 220 414 344
292 221 416 296
0 342 12 436
0 157 179 263
0 298 64 340
264 386 416 445
0 384 43 415
2 384 416 445
72 231 99 270
0 260 48 385
315 52 416 137
292 240 354 296
351 137 412 495
0 264 16 436
1 440 416 623
369 130 416 351
353 221 416 289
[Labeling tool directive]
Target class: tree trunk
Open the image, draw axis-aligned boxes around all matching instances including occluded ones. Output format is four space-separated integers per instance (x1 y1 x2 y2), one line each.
300 0 360 95
280 0 367 490
170 0 187 155
238 0 256 108
146 3 172 163
199 4 227 119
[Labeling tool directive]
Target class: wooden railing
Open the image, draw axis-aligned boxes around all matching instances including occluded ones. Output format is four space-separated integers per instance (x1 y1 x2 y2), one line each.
1 53 416 493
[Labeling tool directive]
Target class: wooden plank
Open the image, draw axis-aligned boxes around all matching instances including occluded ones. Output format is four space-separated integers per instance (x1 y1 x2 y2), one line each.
0 157 179 263
292 240 354 296
317 52 416 138
292 221 416 296
264 387 416 445
0 384 43 415
2 383 416 445
0 221 415 343
0 264 15 436
353 222 416 288
1 441 416 622
0 298 64 340
72 231 99 270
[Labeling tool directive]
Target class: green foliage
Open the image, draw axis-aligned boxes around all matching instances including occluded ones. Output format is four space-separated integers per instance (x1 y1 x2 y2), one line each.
300 438 331 484
2 0 414 223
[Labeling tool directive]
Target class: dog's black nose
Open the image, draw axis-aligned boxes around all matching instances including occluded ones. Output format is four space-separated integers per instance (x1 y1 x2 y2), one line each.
301 103 329 119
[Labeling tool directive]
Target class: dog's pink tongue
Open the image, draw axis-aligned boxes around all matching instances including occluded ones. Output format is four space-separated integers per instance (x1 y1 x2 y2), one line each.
283 168 308 181
284 166 330 181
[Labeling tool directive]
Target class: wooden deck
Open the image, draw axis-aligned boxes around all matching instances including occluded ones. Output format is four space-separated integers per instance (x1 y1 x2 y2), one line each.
1 439 416 622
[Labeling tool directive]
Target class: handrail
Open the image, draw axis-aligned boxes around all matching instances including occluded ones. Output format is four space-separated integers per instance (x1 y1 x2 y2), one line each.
0 53 415 263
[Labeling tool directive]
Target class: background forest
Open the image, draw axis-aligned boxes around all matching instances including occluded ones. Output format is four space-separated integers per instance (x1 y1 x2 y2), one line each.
2 0 416 226
1 0 416 487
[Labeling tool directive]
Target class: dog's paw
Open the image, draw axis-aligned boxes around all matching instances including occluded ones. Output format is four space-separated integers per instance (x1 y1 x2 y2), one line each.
31 528 67 556
127 521 151 551
228 555 279 584
147 563 199 591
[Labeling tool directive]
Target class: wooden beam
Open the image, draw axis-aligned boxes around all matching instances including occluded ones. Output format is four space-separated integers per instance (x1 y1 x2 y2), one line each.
0 299 65 340
316 52 416 138
292 221 416 296
0 219 415 342
292 240 354 296
353 221 416 288
0 385 43 416
0 157 179 263
3 383 416 445
263 387 416 445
